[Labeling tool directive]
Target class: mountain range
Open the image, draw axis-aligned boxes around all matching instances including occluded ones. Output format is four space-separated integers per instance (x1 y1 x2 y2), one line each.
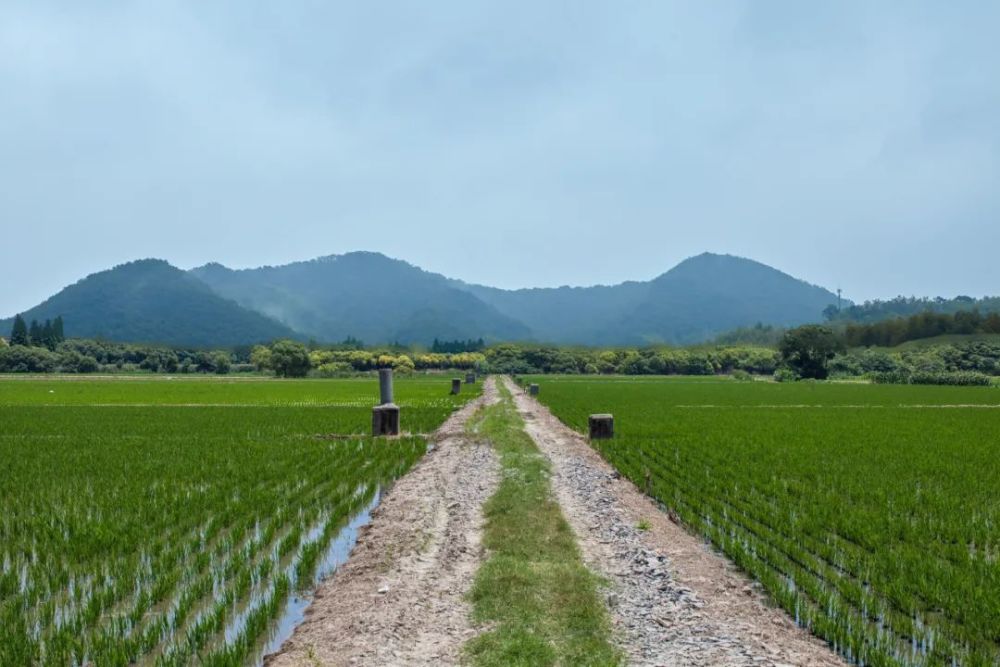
2 252 841 347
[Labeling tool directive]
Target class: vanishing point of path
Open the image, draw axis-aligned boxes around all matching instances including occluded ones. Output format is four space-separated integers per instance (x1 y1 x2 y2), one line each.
268 376 844 666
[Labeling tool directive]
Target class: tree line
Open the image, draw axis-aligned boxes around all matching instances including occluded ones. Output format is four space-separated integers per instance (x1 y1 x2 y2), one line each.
843 309 1000 348
430 338 486 353
826 295 1000 324
8 314 66 350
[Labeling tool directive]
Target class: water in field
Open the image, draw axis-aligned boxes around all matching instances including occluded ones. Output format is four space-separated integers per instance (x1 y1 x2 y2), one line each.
0 377 476 666
256 488 382 664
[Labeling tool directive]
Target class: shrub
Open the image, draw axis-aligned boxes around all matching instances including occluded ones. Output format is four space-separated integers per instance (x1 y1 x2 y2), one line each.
0 346 58 372
773 368 798 383
731 369 753 382
911 371 991 386
57 350 99 373
870 370 991 386
314 362 353 378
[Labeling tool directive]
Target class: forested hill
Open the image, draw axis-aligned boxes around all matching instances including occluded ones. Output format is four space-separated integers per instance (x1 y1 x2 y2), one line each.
7 252 843 347
455 253 841 345
189 252 532 345
0 260 297 347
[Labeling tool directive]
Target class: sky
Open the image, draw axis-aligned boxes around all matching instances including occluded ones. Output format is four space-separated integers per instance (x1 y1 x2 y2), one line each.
2 1 999 316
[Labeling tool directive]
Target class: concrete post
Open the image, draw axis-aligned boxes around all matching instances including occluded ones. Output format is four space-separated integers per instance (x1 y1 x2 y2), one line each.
451 378 462 395
372 403 400 436
378 368 394 405
528 383 539 396
465 373 476 384
589 414 614 440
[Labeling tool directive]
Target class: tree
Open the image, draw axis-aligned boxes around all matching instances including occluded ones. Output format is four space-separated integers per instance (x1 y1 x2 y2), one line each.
10 315 29 346
212 351 231 375
28 320 41 346
249 345 272 371
53 316 65 343
778 325 844 380
41 320 55 350
269 340 312 378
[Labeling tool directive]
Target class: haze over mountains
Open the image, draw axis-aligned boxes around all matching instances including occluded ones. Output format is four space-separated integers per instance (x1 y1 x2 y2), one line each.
3 252 841 347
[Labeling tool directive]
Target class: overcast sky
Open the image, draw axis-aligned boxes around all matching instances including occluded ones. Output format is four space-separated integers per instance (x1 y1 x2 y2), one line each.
2 1 998 316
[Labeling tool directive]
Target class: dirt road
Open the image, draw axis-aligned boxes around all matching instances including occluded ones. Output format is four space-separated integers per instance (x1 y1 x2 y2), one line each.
506 377 844 667
266 378 500 667
268 376 844 666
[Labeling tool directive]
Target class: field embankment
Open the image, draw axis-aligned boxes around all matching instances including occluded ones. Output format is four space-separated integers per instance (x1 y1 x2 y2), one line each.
267 378 500 666
464 381 620 666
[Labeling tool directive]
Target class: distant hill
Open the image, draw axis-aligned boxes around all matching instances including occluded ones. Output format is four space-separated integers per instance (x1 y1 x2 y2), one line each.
609 253 841 344
190 252 532 345
6 252 844 348
456 253 840 345
0 259 297 347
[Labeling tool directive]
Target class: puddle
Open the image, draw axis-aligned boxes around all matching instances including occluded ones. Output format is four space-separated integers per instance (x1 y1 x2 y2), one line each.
254 487 382 665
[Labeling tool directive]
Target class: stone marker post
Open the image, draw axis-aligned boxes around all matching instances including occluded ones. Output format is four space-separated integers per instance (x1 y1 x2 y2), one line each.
451 378 462 395
589 414 614 440
378 368 394 404
372 368 399 436
465 373 476 384
529 383 539 396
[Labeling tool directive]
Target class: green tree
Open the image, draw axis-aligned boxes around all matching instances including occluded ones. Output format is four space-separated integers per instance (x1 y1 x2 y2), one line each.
249 345 273 371
10 315 29 346
41 320 55 350
52 316 65 344
212 351 231 375
779 325 844 380
269 340 312 378
28 320 41 346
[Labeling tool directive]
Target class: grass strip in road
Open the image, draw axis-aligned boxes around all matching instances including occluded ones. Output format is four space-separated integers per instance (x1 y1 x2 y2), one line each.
464 381 621 666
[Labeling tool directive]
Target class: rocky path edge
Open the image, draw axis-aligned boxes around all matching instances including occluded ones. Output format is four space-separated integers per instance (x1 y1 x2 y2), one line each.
506 377 845 667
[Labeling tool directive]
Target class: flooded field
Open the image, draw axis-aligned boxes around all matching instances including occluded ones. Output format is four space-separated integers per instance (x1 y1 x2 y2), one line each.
0 376 477 665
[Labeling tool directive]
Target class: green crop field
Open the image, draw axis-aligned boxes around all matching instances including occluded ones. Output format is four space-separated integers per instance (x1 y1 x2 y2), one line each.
525 376 1000 667
0 375 477 666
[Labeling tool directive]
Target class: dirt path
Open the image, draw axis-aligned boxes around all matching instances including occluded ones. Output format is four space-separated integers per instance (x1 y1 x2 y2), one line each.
266 378 500 667
506 378 845 667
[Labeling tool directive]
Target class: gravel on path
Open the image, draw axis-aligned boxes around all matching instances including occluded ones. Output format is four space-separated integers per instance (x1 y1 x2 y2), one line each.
506 377 845 667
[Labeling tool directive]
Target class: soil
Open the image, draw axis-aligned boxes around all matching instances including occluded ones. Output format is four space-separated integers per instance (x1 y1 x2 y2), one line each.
264 378 500 667
267 376 845 666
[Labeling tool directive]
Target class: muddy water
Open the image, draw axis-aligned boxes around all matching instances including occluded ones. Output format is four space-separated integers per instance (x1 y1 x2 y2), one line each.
255 489 381 664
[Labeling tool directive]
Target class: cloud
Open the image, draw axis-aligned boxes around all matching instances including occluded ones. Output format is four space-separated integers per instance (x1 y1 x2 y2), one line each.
1 1 998 316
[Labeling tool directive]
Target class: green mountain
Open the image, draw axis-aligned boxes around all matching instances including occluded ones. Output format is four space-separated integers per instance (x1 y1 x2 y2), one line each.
608 253 841 344
189 252 532 345
456 253 840 345
6 252 841 348
0 259 296 347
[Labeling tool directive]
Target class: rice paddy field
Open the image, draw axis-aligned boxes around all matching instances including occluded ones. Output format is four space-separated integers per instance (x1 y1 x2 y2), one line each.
0 375 478 666
524 376 1000 667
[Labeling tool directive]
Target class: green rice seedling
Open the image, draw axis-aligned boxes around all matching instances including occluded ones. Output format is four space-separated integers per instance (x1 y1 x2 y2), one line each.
0 376 477 665
528 375 1000 666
